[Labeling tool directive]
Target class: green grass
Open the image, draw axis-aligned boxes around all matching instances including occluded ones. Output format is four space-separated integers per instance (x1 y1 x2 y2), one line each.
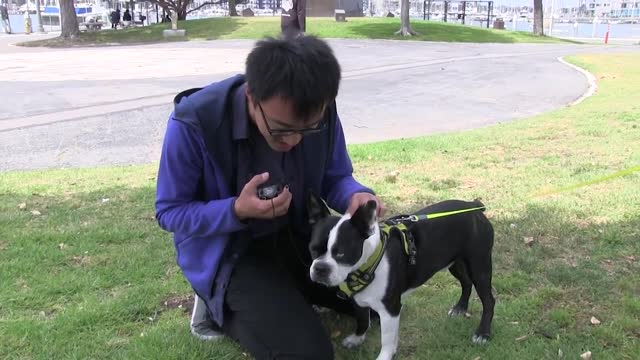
1 53 639 359
18 16 578 48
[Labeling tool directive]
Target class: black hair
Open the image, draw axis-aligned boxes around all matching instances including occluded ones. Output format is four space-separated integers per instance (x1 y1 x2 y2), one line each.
245 35 341 122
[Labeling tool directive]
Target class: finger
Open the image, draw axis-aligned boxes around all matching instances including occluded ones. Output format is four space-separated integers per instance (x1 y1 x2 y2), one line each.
274 191 292 216
244 172 270 192
378 204 386 218
271 186 291 208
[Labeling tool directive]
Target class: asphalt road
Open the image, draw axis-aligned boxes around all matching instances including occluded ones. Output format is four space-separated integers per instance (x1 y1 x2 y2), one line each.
0 35 636 171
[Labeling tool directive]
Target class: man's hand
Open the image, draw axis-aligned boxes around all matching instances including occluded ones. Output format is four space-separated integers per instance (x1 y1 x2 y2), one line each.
346 192 386 218
234 172 292 220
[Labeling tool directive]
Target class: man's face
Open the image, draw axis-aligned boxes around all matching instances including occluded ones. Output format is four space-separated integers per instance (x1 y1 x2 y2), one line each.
247 90 326 152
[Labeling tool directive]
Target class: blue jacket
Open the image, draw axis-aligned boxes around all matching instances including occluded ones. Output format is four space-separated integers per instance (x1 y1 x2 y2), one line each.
155 74 373 326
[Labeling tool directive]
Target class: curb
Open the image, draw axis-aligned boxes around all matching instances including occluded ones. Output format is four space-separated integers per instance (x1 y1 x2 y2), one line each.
557 56 598 106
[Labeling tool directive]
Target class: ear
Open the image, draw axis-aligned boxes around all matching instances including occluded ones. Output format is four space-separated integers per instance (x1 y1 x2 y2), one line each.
306 191 331 225
350 200 378 237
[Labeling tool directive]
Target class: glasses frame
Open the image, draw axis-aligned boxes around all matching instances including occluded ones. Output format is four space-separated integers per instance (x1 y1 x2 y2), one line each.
258 103 327 137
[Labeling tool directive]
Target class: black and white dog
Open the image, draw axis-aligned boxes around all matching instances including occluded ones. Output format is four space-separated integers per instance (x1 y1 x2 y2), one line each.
306 193 495 360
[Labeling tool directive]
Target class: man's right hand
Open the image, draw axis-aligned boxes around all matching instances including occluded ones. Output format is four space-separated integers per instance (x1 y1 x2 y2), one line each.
233 172 292 221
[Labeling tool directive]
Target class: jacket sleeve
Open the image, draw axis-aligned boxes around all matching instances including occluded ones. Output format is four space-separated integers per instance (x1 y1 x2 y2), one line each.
155 117 247 238
321 111 375 214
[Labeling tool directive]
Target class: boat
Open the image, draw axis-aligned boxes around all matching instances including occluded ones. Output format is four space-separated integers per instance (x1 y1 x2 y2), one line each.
20 0 111 31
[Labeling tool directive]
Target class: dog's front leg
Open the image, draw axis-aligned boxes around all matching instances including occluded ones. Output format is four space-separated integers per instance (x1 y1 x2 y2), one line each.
342 305 370 348
376 308 400 360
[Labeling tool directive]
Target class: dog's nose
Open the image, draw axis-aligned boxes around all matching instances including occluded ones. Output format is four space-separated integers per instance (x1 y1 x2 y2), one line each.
313 262 331 277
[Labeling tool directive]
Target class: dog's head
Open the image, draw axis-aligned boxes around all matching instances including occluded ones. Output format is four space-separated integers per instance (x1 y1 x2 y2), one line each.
306 192 380 287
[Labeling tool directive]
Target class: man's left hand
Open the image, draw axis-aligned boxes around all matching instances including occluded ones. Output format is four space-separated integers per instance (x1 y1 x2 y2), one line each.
347 192 386 218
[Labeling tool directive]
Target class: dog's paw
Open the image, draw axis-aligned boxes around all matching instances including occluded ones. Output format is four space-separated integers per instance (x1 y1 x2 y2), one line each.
375 351 395 360
448 306 471 318
471 333 490 345
312 305 330 314
342 334 366 348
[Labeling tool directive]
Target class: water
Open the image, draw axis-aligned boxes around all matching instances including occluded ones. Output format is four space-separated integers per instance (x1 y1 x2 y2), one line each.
416 16 640 40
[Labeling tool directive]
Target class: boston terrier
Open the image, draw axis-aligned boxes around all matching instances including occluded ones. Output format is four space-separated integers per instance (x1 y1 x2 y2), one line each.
306 193 495 360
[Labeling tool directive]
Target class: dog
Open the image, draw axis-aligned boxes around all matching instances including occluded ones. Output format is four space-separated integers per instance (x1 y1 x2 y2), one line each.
306 193 495 360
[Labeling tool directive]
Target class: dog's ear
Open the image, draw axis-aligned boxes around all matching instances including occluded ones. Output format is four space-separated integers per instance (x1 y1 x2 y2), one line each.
350 200 378 237
307 191 331 225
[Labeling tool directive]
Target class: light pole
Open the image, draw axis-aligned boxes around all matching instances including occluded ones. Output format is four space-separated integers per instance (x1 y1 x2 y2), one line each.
35 0 45 32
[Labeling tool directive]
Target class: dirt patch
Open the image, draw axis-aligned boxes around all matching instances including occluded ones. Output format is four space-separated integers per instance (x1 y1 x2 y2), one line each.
162 294 194 316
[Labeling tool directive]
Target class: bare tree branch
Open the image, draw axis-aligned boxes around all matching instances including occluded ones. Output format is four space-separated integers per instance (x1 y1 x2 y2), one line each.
186 1 225 14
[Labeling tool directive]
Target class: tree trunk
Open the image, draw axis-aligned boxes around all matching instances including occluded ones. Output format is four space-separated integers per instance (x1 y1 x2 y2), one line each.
533 0 544 36
171 10 178 29
59 0 79 38
395 0 417 36
229 0 238 16
178 8 187 20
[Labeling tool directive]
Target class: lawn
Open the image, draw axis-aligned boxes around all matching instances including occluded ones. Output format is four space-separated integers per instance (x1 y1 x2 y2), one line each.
18 16 578 48
1 53 638 359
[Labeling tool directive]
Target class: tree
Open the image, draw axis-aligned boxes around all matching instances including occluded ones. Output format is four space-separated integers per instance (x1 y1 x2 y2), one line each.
228 0 238 16
533 0 544 36
59 0 79 38
396 0 417 36
148 0 244 20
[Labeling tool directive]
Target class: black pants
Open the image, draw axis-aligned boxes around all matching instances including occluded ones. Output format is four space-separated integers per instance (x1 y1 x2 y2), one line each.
220 228 355 360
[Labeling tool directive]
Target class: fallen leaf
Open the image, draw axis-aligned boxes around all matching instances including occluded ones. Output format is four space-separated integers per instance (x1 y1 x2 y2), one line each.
384 171 400 183
515 335 528 341
101 198 110 203
580 351 592 360
510 321 519 325
510 223 517 228
590 316 601 325
626 255 636 261
524 237 535 246
331 330 341 339
58 243 66 250
473 357 481 360
31 210 41 216
18 202 27 210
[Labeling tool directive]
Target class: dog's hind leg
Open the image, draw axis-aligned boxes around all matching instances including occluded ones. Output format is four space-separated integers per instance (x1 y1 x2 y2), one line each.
342 305 370 348
448 260 472 317
468 255 495 344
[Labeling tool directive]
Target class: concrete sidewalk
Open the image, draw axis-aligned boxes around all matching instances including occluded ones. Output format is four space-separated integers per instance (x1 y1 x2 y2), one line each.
1 39 636 171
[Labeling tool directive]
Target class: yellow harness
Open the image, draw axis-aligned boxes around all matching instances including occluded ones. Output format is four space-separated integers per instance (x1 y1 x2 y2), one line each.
337 222 415 299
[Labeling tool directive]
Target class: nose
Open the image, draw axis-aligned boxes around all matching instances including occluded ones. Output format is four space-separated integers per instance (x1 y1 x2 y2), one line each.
313 262 331 278
281 134 302 146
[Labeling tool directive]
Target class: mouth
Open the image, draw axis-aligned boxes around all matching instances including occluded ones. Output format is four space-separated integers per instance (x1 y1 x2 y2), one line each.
274 141 293 151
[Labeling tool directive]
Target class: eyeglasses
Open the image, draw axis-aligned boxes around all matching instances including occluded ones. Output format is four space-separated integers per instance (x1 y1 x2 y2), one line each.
258 103 327 137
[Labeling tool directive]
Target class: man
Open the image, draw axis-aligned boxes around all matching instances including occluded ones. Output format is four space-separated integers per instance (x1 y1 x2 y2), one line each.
280 0 306 39
0 2 11 35
155 36 384 359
